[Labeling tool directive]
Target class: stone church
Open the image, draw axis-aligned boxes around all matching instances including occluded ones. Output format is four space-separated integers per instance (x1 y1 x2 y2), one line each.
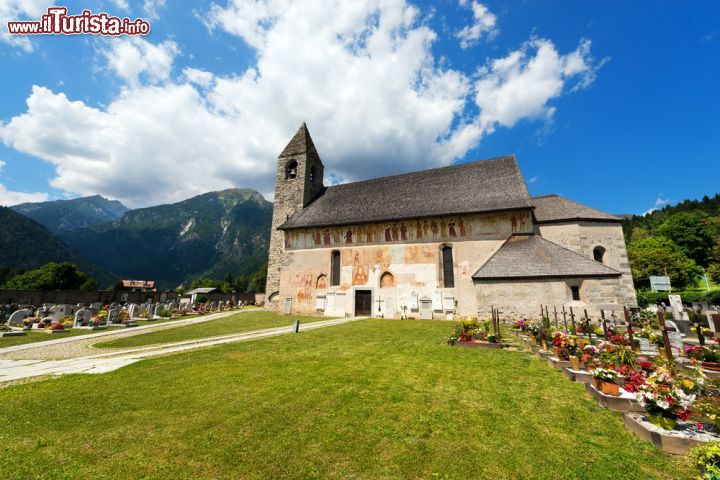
265 124 637 319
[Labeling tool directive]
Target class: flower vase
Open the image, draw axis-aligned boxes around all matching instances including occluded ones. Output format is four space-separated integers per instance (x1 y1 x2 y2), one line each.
600 382 619 396
541 340 548 351
591 377 599 389
569 356 580 371
647 414 677 430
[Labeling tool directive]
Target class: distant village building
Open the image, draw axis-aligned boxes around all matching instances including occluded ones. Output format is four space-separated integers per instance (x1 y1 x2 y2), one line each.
119 280 156 292
265 124 637 318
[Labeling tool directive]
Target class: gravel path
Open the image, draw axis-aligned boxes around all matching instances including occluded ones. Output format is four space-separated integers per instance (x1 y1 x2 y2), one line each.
0 317 364 384
0 309 249 361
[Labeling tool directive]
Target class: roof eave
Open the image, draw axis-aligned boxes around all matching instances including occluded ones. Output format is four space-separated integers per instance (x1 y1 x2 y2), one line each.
278 205 535 231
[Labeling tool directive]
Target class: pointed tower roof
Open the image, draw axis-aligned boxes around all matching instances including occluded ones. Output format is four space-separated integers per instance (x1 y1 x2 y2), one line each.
279 122 320 160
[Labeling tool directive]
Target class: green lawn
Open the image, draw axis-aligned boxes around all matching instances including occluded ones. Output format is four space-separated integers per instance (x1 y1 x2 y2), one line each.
0 314 213 349
0 320 692 479
94 311 333 349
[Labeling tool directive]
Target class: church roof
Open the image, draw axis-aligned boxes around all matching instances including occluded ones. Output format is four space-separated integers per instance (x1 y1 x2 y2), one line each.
279 122 320 160
279 155 532 230
472 234 621 280
532 194 620 224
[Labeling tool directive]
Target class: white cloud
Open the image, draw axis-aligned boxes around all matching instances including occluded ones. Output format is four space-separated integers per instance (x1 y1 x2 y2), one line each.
456 0 497 49
1 0 600 208
183 67 215 88
0 0 48 51
143 0 167 21
473 38 596 131
100 37 179 87
109 0 130 12
0 159 4 173
527 176 538 184
643 194 670 216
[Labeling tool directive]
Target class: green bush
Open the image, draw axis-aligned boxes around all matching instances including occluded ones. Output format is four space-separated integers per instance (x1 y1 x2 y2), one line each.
636 289 720 308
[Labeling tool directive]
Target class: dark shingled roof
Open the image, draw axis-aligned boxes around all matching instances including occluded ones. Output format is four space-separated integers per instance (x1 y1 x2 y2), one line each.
472 234 621 280
279 123 320 159
280 155 532 230
532 194 620 224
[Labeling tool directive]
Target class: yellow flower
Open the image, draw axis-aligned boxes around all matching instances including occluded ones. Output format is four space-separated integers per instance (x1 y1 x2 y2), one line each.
682 379 694 390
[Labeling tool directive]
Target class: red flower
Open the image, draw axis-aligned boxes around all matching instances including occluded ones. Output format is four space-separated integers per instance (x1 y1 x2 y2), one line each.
678 409 691 421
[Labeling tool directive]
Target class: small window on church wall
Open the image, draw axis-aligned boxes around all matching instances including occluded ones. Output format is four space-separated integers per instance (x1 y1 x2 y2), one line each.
330 251 341 286
593 246 606 264
571 286 581 301
441 246 454 288
285 160 298 180
310 165 317 183
380 272 395 288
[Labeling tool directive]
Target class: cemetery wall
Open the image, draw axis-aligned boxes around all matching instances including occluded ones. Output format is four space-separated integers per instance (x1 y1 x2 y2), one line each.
0 289 181 306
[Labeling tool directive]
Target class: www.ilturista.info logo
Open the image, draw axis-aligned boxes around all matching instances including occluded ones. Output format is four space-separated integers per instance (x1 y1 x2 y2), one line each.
7 7 150 36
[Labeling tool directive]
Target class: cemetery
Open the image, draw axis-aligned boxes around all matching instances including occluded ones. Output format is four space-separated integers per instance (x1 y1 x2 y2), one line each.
507 297 720 464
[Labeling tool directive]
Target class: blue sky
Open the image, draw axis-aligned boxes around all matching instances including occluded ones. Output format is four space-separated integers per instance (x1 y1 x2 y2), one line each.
0 0 717 214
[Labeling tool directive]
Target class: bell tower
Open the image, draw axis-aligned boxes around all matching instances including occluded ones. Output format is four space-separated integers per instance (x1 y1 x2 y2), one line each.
265 123 324 303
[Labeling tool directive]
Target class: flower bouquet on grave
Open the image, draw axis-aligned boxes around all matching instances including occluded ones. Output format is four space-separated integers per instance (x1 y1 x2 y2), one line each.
50 322 64 331
692 394 720 431
512 319 527 331
22 318 34 330
686 346 720 371
592 368 620 396
636 367 698 430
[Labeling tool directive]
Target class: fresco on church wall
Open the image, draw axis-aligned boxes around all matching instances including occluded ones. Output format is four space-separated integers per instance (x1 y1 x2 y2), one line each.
283 210 531 250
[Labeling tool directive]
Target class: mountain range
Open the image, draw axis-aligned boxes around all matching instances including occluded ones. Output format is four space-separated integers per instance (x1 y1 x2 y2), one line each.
0 207 114 286
3 189 273 290
11 195 128 234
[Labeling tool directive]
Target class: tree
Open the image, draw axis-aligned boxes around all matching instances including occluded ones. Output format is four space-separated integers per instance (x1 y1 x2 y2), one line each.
234 274 249 294
189 278 222 290
655 211 716 266
247 263 267 293
628 237 702 289
708 263 720 285
2 262 93 290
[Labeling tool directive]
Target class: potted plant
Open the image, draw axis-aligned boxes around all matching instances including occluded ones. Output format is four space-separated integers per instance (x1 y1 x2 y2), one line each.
592 368 620 396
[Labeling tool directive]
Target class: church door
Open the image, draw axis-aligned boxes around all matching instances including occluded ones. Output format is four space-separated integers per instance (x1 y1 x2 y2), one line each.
355 290 372 317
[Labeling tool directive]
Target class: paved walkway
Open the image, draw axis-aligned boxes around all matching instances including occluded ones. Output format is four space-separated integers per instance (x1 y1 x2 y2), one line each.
0 317 362 384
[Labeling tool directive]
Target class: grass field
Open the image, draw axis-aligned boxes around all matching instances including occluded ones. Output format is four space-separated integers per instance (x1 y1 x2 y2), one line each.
0 319 692 479
0 314 212 349
94 311 333 349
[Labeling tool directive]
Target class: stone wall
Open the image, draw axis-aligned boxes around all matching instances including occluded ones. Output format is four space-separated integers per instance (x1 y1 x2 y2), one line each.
266 150 324 301
0 290 180 306
274 209 533 317
537 221 637 307
474 277 632 320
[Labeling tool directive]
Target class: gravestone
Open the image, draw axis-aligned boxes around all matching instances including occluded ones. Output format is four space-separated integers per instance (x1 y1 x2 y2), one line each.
325 292 335 315
315 295 326 312
668 331 683 349
153 304 162 317
443 295 455 313
408 292 418 311
107 308 120 325
128 304 138 319
74 309 93 327
7 309 31 328
431 291 443 311
419 296 433 320
335 292 347 314
283 297 292 314
385 297 396 319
